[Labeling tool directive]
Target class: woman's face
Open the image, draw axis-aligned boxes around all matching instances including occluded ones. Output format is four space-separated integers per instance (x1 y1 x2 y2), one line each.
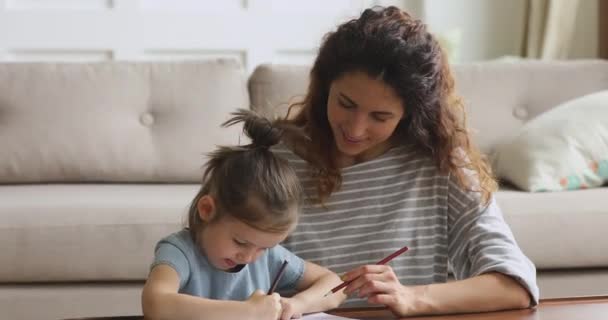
327 71 405 164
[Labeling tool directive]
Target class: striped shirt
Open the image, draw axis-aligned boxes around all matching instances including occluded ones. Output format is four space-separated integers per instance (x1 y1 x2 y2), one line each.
272 143 539 307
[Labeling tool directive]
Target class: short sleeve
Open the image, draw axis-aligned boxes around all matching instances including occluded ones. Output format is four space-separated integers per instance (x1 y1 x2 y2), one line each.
267 244 305 292
151 242 191 289
447 174 540 306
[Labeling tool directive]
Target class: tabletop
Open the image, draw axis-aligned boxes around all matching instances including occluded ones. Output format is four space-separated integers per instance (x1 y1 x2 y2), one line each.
65 295 608 320
331 296 608 319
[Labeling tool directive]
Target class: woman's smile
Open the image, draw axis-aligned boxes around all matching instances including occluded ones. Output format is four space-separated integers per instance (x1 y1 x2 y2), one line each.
341 128 367 144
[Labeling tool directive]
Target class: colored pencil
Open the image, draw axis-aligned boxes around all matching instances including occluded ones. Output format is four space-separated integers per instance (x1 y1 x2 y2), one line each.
324 245 409 297
268 260 289 295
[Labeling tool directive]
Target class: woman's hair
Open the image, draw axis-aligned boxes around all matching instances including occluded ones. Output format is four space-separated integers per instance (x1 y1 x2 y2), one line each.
282 6 497 204
187 109 304 239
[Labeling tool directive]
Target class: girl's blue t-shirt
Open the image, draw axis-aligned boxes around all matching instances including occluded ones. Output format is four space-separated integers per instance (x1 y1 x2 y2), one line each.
151 229 305 300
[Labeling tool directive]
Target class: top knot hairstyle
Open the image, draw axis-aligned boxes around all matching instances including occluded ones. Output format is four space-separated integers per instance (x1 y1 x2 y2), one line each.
223 110 283 149
187 109 307 239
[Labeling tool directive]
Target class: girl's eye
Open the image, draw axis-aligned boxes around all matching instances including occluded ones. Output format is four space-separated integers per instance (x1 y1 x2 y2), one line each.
233 239 247 246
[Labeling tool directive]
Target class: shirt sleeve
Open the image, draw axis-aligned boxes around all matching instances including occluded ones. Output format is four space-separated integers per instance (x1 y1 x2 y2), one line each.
150 241 191 289
447 174 540 306
267 244 305 292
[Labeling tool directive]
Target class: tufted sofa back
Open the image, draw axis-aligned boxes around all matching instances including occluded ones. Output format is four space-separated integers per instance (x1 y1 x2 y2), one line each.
2 60 608 184
249 60 608 156
0 60 248 183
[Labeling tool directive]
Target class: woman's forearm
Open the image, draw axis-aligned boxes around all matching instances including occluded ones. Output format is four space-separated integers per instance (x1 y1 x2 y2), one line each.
410 272 532 316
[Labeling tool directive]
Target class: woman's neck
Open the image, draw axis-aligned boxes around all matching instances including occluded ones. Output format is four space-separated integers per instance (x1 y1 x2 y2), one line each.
285 135 396 168
336 139 395 168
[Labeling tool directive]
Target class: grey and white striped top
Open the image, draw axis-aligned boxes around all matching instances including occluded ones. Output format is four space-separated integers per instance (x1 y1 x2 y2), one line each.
272 143 539 307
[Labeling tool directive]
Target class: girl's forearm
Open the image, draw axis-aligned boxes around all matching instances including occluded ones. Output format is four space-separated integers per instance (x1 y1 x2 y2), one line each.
410 272 532 316
292 273 347 313
143 292 253 320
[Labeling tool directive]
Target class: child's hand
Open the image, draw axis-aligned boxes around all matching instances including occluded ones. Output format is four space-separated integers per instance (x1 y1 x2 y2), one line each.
279 297 303 320
246 290 282 320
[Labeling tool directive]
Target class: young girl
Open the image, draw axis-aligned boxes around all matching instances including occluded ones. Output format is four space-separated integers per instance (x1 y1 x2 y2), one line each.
141 110 346 320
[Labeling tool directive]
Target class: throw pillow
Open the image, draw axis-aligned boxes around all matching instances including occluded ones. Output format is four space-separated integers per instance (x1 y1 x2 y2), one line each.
493 90 608 192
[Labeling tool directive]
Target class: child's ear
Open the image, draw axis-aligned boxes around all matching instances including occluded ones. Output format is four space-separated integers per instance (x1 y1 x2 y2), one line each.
197 195 216 222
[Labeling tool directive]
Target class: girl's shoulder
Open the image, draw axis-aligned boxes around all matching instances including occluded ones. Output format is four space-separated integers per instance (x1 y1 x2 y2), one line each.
157 229 195 251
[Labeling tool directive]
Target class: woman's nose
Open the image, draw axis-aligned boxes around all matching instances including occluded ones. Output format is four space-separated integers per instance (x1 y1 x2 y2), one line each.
347 113 367 137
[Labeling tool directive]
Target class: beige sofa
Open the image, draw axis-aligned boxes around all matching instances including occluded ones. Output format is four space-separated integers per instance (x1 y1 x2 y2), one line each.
1 60 607 319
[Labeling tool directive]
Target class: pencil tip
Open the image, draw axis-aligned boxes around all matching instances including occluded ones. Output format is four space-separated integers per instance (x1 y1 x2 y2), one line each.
323 292 330 297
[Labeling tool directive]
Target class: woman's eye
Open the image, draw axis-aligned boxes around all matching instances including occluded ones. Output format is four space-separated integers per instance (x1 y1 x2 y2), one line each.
338 100 354 109
373 116 388 122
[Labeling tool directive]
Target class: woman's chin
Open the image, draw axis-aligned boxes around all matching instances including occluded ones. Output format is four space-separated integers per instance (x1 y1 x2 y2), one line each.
337 142 366 157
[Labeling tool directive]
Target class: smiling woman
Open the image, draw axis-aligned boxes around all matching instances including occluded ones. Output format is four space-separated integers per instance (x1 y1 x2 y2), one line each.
327 71 405 168
272 5 539 317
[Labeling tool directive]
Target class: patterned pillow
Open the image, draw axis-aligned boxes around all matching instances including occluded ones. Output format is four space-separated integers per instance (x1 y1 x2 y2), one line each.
493 90 608 192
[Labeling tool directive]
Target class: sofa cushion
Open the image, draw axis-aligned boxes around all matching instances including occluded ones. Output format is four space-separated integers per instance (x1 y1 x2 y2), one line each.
0 60 248 183
496 187 608 269
0 283 143 320
248 64 309 119
2 184 605 283
0 184 196 282
493 90 608 192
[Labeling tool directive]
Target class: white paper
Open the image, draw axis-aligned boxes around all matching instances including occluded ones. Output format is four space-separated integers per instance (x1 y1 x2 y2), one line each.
301 312 356 320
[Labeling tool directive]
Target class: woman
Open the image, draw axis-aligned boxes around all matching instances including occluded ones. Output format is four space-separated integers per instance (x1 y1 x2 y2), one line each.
272 6 538 317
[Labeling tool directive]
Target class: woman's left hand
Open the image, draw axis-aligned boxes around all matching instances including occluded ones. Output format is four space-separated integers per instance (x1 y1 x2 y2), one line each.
342 264 417 316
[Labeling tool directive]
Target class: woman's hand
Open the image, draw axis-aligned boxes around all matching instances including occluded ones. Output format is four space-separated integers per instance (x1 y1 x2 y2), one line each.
246 290 283 320
279 297 303 320
342 265 418 316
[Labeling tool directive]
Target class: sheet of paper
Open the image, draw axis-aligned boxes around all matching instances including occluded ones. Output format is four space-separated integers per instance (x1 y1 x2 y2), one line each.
301 312 356 320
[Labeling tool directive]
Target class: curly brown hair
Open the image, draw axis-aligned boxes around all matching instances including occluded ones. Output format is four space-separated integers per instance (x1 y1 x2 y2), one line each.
280 6 497 204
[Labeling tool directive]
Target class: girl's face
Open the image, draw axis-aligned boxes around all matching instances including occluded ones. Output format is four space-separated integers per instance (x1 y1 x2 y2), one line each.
200 215 291 271
327 71 405 165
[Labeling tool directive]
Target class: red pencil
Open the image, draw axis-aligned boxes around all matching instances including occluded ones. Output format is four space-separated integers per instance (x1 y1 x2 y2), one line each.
324 245 409 297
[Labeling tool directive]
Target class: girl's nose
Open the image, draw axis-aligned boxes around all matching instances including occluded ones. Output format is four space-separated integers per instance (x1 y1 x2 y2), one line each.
237 248 258 263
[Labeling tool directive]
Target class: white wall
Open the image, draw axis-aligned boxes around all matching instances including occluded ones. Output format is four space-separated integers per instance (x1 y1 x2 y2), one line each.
423 0 599 62
0 0 382 72
569 0 599 59
0 0 599 69
423 0 528 62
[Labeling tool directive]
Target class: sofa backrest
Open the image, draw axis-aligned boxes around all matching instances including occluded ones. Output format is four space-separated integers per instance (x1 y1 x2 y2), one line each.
249 60 608 155
3 60 608 184
0 60 248 183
